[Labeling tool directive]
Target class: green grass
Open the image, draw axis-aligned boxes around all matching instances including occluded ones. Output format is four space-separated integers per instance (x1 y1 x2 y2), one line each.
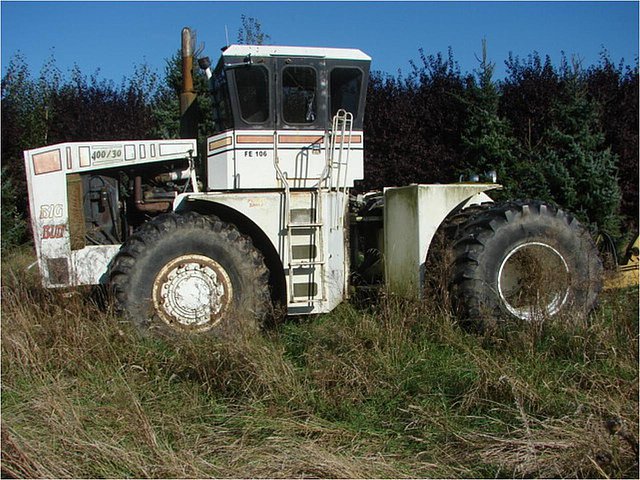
2 247 638 478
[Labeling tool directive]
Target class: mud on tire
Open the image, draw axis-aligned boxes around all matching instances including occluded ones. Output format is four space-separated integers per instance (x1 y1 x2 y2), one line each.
450 200 602 328
109 211 270 338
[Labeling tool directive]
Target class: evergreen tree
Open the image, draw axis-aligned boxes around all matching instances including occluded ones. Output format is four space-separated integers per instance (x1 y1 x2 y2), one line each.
1 54 61 219
149 52 182 139
538 71 622 235
499 53 623 235
586 53 638 231
150 49 220 149
459 40 519 194
150 49 214 180
1 167 27 251
500 52 561 150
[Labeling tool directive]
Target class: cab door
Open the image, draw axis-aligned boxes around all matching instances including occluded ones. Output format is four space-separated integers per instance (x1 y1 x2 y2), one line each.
225 62 276 189
274 57 328 188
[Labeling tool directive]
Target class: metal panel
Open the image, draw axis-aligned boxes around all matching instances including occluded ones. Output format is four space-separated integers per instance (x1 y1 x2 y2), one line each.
206 129 364 190
221 45 371 62
174 190 350 315
23 139 198 288
384 184 499 298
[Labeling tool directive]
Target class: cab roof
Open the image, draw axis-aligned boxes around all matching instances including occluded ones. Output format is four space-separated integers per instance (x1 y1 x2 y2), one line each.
221 44 371 61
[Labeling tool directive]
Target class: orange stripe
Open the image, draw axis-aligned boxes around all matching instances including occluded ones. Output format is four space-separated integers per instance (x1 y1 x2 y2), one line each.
333 134 362 143
278 135 324 144
232 134 362 145
236 135 274 144
209 137 232 151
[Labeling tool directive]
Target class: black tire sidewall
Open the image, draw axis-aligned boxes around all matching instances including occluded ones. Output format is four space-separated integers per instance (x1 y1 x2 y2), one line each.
478 217 592 317
115 214 269 337
453 203 602 323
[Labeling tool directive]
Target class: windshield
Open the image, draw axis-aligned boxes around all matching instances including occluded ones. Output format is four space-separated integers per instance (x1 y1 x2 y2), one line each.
211 66 234 133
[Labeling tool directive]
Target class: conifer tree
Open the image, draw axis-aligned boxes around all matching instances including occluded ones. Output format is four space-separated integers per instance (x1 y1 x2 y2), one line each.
150 49 214 144
586 54 638 231
1 167 27 251
460 40 519 194
538 69 622 235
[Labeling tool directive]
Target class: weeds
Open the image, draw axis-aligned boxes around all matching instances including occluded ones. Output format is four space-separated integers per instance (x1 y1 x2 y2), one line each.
2 248 638 478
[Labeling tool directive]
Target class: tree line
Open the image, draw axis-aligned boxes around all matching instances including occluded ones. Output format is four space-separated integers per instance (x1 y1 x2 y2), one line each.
364 46 637 240
1 43 637 252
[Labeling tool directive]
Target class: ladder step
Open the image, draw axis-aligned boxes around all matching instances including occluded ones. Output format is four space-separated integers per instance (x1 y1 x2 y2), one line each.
290 298 316 305
290 260 325 267
289 222 323 228
291 281 320 301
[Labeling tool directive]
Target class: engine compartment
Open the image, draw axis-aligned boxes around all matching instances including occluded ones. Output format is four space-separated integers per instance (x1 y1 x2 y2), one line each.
69 159 195 248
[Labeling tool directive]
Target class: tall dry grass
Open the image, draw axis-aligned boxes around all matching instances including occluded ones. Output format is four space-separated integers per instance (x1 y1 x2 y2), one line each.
1 249 410 478
2 247 638 478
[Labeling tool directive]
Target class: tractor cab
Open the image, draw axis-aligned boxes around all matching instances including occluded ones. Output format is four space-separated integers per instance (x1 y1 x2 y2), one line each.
203 45 371 190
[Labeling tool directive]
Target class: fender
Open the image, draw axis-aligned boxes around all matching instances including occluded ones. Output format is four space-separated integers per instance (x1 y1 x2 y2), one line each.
383 183 500 297
174 193 287 306
174 189 350 313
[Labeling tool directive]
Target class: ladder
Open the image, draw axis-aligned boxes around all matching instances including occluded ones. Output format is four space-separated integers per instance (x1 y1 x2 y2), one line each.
274 133 328 305
273 109 353 305
328 109 354 224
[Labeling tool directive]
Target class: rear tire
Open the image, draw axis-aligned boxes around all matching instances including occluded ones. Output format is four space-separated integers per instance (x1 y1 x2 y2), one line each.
424 202 494 304
109 212 270 338
450 200 602 328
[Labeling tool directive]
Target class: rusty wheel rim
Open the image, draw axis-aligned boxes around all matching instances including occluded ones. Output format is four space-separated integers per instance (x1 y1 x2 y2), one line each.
152 254 233 331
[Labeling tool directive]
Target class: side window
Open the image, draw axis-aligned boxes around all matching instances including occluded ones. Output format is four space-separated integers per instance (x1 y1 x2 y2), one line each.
235 66 270 123
282 66 317 124
211 69 233 133
330 68 362 119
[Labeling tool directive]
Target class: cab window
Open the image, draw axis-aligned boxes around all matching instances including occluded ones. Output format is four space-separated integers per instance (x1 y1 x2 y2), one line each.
330 67 362 119
211 68 233 133
235 66 270 123
282 66 317 124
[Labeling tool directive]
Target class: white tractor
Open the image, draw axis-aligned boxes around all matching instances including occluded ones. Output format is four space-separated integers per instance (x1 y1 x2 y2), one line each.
23 28 602 337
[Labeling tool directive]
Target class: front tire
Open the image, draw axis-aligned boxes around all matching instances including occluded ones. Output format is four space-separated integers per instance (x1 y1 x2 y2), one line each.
109 212 270 337
450 200 602 327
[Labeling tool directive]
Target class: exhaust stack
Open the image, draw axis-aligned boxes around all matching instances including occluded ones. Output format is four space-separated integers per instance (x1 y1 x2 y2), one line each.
180 27 198 139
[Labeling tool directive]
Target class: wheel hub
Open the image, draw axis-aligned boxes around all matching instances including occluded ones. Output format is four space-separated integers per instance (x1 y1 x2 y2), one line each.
498 242 570 320
152 254 232 331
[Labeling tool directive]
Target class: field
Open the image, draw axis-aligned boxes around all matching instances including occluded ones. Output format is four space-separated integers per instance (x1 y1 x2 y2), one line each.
1 247 638 478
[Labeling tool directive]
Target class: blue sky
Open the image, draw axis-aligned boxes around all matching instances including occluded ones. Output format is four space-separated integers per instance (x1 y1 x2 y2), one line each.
1 1 638 83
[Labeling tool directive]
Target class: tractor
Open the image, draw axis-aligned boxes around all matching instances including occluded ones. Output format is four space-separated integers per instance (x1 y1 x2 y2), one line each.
23 28 602 337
